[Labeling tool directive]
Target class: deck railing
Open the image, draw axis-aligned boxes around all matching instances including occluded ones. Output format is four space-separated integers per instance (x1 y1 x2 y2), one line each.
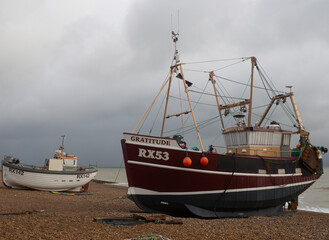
208 145 300 157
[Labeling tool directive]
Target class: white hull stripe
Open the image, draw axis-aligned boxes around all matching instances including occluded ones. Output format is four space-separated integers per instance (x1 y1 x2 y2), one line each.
128 180 315 196
127 160 303 177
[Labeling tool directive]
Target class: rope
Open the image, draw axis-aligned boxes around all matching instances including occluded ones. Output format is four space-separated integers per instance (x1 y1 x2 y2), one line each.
114 160 124 183
149 92 166 135
280 102 297 122
264 104 278 126
213 153 236 218
252 111 295 129
183 57 249 65
169 95 218 107
215 78 233 105
164 115 219 136
256 60 280 95
212 58 249 72
137 70 172 134
257 65 273 99
137 105 151 134
182 80 210 128
214 73 286 94
188 89 244 101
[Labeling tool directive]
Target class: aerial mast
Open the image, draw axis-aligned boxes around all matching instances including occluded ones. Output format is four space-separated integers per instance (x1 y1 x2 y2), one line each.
161 15 180 137
59 135 65 151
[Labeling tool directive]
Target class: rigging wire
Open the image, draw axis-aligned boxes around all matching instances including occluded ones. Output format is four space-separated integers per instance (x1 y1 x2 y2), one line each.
213 74 286 94
279 102 298 127
169 95 218 107
176 115 220 136
255 61 280 99
180 80 210 130
283 99 298 121
171 80 210 137
263 104 278 126
182 68 208 73
183 90 246 101
256 67 272 99
209 74 252 145
139 53 299 149
137 69 172 134
212 58 249 72
149 91 167 135
114 159 124 183
252 111 296 129
256 60 280 94
215 78 233 105
165 101 296 146
137 103 152 134
182 57 250 65
182 58 249 74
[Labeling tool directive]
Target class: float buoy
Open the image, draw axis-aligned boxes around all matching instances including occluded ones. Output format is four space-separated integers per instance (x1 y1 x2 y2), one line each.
183 157 192 167
200 156 208 166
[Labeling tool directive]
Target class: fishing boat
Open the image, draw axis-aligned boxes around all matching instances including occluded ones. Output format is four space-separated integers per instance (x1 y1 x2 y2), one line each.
121 31 327 217
2 135 98 192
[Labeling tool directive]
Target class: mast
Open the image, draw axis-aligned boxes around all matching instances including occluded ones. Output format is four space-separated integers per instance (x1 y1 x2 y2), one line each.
161 68 174 137
248 57 256 127
179 64 205 152
160 30 180 137
209 72 224 129
60 135 65 151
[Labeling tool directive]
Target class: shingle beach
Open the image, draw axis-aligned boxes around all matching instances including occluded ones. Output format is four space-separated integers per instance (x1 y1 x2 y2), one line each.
0 177 328 240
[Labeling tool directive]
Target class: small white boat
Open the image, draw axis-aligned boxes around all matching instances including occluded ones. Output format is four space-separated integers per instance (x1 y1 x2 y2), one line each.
1 135 98 192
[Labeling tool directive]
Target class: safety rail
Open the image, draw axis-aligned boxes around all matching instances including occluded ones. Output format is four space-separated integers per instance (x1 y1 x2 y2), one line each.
208 145 300 157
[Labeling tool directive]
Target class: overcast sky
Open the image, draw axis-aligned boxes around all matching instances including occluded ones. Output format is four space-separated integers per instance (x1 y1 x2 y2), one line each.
0 0 328 167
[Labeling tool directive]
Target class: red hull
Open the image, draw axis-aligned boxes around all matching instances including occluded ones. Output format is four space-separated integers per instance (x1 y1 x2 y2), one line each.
121 133 322 217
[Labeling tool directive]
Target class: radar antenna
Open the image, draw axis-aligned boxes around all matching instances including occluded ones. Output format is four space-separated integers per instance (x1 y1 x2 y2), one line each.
171 11 180 65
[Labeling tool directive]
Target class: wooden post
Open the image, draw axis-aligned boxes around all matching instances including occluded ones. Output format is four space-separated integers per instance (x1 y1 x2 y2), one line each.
179 64 205 152
290 93 305 131
256 98 275 126
248 57 256 127
209 72 224 129
132 70 174 133
257 93 292 127
161 68 174 137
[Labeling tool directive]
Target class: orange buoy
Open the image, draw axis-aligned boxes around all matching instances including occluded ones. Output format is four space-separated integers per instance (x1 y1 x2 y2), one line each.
296 144 301 148
200 156 208 166
316 149 321 154
183 157 192 167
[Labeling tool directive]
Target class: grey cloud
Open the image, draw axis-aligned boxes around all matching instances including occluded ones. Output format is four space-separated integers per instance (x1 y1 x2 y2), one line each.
0 0 328 166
